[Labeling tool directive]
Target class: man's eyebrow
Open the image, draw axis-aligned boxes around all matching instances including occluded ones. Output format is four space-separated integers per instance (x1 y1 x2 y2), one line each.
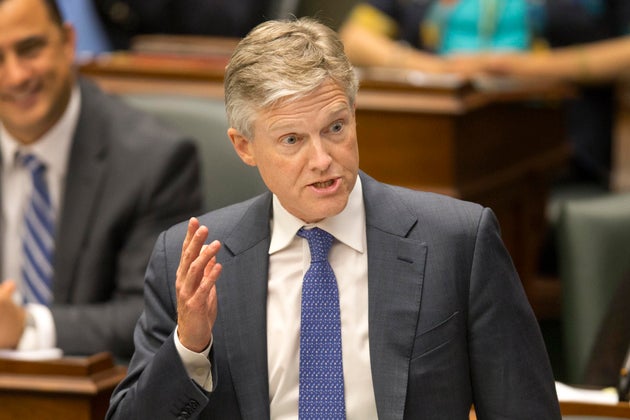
15 35 47 51
266 119 297 134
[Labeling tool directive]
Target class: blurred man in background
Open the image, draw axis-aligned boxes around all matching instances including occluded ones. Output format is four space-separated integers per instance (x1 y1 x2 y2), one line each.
0 0 202 361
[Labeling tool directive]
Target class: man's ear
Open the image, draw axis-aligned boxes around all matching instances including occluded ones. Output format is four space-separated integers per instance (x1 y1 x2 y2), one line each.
61 22 77 61
228 128 256 167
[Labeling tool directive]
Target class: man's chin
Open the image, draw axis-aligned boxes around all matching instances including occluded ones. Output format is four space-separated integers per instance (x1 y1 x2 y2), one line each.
2 115 48 143
299 202 348 224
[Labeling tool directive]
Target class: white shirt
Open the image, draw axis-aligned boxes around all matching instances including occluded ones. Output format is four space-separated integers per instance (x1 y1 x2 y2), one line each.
177 176 378 419
0 85 80 350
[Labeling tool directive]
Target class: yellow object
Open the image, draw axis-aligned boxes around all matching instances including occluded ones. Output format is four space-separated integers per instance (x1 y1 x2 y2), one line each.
345 4 399 39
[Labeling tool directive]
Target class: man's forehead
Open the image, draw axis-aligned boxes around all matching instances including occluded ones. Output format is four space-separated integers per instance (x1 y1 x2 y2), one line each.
270 82 349 111
0 2 58 43
260 97 351 131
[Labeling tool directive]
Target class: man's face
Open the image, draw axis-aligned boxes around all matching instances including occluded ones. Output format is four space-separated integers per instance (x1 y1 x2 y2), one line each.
0 0 75 144
229 80 360 223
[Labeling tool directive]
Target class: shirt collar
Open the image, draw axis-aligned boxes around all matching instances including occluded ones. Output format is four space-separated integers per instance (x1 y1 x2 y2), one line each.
269 175 366 254
1 84 80 175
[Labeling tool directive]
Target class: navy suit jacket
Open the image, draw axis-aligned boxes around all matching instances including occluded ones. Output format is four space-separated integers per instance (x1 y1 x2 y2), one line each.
107 172 560 419
0 79 202 360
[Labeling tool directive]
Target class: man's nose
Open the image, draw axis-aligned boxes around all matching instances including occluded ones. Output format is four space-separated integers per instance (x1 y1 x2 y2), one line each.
309 137 333 170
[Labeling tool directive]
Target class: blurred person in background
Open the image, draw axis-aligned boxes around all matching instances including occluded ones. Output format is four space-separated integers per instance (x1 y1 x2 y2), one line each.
340 0 630 188
0 0 202 361
91 0 278 51
339 0 539 72
457 0 630 189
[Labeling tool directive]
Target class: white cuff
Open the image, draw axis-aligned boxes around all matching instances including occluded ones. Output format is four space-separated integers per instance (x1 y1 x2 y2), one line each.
16 303 56 351
174 326 213 391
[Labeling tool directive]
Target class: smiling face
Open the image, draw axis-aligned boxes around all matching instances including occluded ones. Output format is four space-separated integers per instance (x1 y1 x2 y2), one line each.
229 80 359 223
0 0 75 144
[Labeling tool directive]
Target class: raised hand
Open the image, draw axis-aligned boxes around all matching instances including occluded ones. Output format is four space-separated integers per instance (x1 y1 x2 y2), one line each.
175 218 223 353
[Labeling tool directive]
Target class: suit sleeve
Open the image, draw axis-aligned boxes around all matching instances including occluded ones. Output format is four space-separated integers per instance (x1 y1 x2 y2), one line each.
52 136 203 360
106 230 211 419
467 208 561 419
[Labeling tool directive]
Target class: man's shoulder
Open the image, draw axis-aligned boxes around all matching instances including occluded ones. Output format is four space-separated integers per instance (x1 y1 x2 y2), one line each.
363 173 484 216
396 185 481 214
361 173 488 240
77 78 189 147
164 193 270 243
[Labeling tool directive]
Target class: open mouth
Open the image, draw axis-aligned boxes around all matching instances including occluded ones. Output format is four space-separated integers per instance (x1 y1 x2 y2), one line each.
311 179 335 189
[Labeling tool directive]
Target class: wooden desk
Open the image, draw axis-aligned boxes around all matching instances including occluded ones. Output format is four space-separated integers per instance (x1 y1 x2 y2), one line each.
561 401 630 418
0 352 126 420
80 53 570 319
470 402 630 419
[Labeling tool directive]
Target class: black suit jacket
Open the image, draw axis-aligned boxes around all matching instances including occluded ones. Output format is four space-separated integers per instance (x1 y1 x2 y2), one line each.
0 79 203 360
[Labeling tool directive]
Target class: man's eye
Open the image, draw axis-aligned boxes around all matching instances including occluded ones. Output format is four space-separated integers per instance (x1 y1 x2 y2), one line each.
17 39 46 58
281 135 298 145
330 121 344 133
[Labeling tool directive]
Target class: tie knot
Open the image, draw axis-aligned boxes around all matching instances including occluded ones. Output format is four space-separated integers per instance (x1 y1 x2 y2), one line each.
298 227 333 262
19 153 46 175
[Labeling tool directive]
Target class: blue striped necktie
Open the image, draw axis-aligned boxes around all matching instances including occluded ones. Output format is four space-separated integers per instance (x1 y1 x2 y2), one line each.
297 227 346 419
20 153 55 305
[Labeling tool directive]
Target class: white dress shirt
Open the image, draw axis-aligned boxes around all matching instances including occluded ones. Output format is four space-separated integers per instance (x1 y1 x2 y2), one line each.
0 85 80 350
177 176 378 419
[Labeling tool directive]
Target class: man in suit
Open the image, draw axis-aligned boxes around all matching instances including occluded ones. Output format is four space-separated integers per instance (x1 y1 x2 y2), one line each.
107 17 561 419
0 0 202 361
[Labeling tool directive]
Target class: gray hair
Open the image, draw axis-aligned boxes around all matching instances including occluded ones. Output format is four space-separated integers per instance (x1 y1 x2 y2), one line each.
224 17 359 139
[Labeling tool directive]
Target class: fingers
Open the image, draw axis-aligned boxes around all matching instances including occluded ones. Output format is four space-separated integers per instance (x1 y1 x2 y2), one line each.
181 217 200 254
177 218 203 280
180 240 221 298
175 239 223 353
177 218 208 290
187 256 222 309
176 217 222 302
0 280 16 299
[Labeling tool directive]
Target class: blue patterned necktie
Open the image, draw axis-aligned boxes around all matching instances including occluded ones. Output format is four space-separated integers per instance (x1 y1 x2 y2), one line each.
20 153 55 305
297 227 346 419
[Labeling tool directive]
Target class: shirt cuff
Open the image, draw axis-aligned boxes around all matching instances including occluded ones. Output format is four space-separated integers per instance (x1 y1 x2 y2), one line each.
16 303 56 351
174 326 213 391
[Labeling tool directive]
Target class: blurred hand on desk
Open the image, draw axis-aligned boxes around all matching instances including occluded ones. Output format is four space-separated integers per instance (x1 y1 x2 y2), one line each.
0 281 26 348
447 36 630 85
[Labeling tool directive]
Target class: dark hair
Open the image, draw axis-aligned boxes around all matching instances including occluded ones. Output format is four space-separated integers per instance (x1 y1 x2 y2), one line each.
42 0 64 26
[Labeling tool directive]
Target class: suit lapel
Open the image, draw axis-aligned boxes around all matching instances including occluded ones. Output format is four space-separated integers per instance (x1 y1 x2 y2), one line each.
217 195 273 419
361 173 427 420
53 80 108 301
